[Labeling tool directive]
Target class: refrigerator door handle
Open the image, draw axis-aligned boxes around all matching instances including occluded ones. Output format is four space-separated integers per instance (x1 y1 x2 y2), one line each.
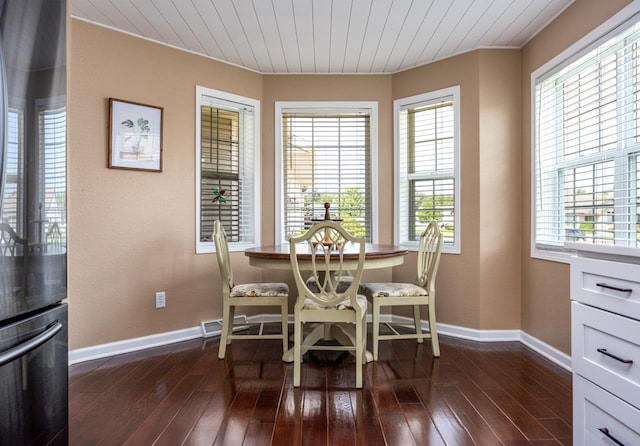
0 321 62 367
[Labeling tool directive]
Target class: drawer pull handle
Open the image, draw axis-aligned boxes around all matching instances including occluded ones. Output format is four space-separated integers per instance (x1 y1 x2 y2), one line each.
597 348 633 364
598 427 625 446
596 282 632 293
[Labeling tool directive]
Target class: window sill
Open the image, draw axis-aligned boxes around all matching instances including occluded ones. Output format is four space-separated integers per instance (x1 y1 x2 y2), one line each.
532 243 640 264
564 242 640 263
196 241 257 254
531 246 572 264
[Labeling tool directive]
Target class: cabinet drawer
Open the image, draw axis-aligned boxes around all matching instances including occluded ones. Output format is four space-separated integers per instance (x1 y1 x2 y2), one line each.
573 374 640 445
570 256 640 320
572 302 640 409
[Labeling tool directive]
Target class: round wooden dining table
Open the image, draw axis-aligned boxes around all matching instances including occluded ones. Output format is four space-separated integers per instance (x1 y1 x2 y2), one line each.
244 243 409 363
244 243 408 270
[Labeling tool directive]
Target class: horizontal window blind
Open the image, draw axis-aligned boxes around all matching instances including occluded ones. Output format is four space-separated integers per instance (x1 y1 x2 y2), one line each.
281 111 371 241
199 97 255 245
398 97 457 246
534 18 640 249
2 109 24 233
39 107 67 240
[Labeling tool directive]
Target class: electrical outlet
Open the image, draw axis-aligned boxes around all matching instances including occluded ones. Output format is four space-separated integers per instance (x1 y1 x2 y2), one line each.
155 291 166 308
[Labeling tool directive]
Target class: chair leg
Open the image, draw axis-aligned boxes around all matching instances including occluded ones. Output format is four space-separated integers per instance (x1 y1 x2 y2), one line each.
362 313 368 363
428 303 440 357
218 304 231 359
372 300 380 361
281 302 289 354
293 318 303 387
355 318 363 388
413 305 423 344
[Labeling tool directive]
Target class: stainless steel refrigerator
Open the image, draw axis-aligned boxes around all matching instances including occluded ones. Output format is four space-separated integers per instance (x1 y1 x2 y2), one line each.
0 0 68 444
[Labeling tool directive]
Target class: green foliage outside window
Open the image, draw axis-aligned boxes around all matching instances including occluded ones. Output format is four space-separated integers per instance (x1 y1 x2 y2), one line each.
416 194 454 223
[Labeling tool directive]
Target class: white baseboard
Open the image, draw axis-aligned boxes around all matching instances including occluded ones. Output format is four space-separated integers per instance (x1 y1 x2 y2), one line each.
384 314 571 372
519 330 572 371
68 327 202 365
69 313 571 372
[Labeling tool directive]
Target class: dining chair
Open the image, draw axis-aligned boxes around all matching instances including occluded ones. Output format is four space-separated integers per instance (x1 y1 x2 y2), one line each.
0 223 27 297
213 220 289 359
360 220 443 359
0 222 27 256
289 220 368 388
46 222 63 246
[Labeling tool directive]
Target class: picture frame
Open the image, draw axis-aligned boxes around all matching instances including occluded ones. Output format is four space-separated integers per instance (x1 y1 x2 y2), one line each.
108 98 163 172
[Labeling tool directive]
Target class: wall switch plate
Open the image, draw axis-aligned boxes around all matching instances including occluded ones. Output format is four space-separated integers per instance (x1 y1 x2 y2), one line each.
155 291 166 308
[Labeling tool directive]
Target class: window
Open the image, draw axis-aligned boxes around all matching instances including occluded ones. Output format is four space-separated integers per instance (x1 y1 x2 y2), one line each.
38 100 66 240
196 86 260 253
1 108 24 232
533 13 640 258
275 102 377 244
395 87 461 253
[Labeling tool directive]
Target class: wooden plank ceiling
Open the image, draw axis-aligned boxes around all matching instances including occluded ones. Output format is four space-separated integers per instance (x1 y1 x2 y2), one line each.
70 0 574 74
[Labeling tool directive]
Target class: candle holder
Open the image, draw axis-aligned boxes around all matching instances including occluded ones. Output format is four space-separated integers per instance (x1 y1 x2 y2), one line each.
310 203 343 247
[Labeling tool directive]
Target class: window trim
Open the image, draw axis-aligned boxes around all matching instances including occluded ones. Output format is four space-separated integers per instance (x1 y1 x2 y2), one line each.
394 86 461 254
274 101 379 245
195 86 261 254
530 2 640 262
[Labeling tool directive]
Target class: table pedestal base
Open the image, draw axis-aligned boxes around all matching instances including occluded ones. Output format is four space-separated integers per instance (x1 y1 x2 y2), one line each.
281 322 373 363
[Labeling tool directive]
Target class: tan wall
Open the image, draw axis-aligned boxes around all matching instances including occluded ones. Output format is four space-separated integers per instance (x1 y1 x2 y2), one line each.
392 53 482 329
68 20 264 349
520 0 633 354
391 50 522 330
478 49 522 330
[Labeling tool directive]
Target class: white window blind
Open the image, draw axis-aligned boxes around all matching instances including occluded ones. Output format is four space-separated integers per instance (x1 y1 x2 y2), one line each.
196 87 258 252
534 17 640 251
1 109 24 232
39 106 66 239
280 108 373 242
396 87 460 252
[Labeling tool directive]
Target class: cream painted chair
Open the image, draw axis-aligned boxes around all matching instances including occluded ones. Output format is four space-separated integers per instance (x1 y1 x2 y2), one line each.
0 222 26 255
214 220 289 359
289 220 367 388
46 222 63 246
1 223 27 297
360 220 443 359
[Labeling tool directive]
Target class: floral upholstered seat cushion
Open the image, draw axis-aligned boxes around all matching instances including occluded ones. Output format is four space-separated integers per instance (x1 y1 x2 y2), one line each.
302 293 367 310
305 275 354 293
230 282 289 297
360 282 428 299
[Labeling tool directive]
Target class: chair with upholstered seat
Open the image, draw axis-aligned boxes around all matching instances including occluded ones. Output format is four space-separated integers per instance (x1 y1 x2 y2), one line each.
0 222 27 256
1 223 28 296
360 220 443 359
214 220 289 359
289 220 368 388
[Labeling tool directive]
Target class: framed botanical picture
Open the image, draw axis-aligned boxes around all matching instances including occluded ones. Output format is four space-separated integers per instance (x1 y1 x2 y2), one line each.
108 98 163 172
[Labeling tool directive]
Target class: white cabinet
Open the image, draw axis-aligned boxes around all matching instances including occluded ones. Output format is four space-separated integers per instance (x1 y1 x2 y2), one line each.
571 252 640 445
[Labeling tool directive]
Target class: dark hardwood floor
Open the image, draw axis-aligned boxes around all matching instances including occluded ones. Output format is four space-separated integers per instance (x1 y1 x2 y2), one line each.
69 327 572 445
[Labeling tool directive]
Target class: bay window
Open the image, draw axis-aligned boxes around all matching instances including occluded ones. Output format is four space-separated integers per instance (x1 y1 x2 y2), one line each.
533 15 640 257
395 87 460 253
196 86 259 253
275 102 377 244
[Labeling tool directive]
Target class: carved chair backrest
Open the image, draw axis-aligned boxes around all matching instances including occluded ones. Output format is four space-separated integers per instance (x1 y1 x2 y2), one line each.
46 222 63 246
213 220 234 292
415 221 443 295
0 223 27 256
289 220 365 310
